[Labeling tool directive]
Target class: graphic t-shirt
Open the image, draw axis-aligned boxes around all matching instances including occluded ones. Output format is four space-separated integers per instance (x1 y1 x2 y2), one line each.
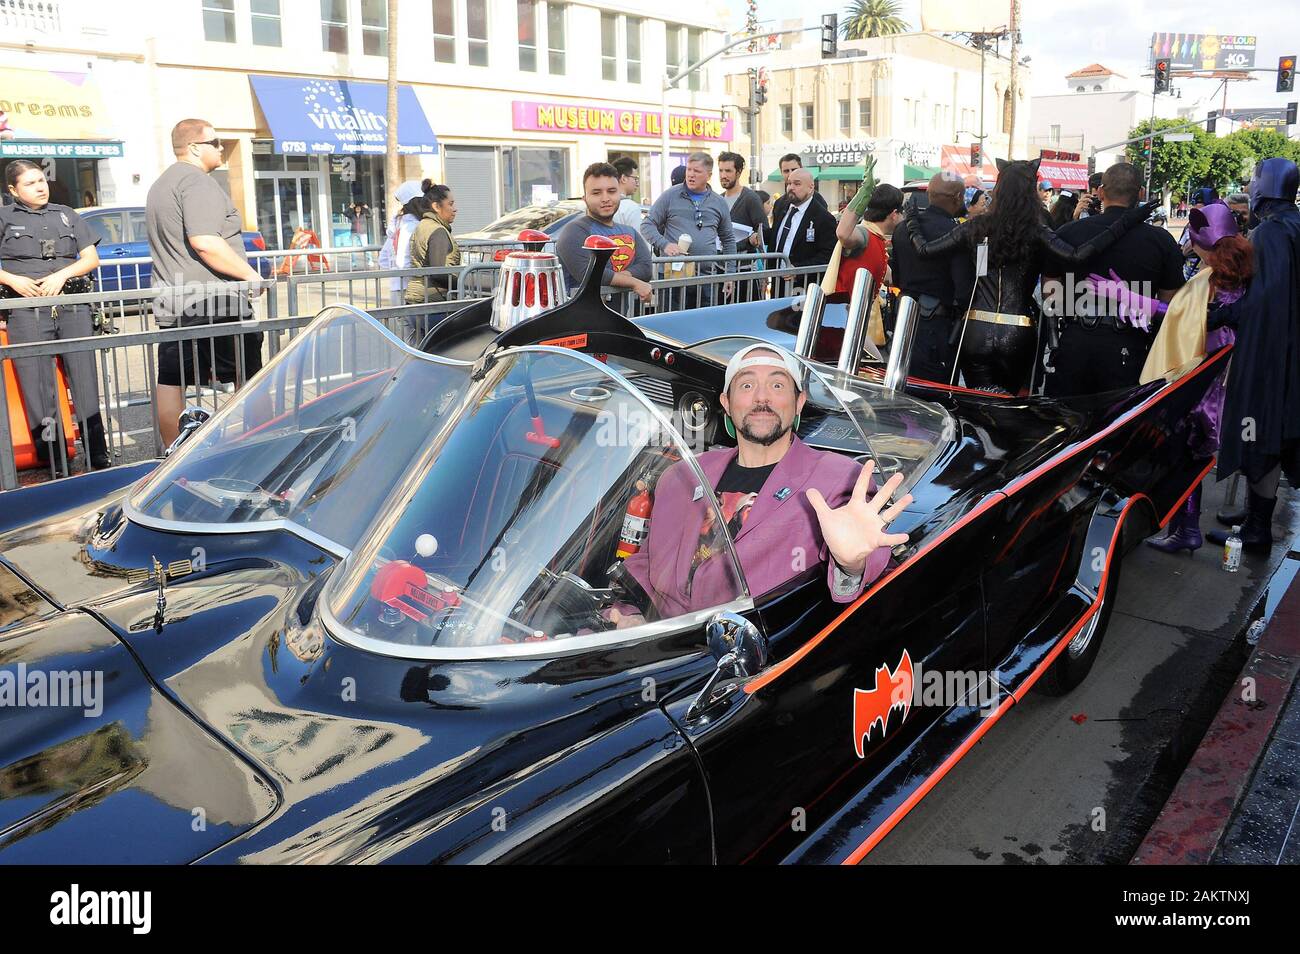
554 215 653 288
689 459 776 589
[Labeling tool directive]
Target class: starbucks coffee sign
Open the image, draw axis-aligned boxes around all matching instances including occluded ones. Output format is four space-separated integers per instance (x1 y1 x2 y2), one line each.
801 139 876 166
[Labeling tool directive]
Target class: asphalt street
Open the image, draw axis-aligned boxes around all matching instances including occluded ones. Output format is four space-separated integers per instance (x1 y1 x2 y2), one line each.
864 477 1300 865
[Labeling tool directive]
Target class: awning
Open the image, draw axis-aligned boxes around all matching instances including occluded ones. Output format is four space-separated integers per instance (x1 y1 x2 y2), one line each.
940 144 998 183
765 165 865 182
904 163 942 181
0 66 123 154
1038 161 1090 190
249 75 438 155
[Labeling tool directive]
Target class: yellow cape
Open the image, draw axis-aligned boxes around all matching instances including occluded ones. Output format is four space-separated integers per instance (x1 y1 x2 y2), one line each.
1139 267 1212 385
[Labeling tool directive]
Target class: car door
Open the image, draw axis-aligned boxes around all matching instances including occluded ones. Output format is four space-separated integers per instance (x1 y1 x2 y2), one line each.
83 209 129 292
660 503 992 864
123 207 152 289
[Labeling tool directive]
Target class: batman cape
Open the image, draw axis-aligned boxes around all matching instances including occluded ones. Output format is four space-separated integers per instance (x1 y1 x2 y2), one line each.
1210 201 1300 485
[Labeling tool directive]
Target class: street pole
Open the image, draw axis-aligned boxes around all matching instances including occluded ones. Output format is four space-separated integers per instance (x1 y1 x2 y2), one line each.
1006 0 1021 160
384 0 400 223
660 25 822 196
1144 90 1157 200
748 69 761 185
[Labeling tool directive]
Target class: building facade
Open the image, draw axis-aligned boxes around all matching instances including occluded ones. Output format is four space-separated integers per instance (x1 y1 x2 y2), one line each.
2 0 732 245
724 31 1030 206
1030 64 1190 173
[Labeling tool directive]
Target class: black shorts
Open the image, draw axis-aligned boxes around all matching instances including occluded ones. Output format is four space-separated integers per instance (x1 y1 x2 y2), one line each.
157 316 264 388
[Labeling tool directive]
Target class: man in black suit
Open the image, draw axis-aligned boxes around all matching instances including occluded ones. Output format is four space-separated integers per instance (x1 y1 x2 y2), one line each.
771 153 828 237
772 169 837 276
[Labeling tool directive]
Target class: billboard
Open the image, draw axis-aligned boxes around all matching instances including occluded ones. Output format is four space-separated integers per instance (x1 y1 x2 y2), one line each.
1222 107 1289 129
1148 34 1256 71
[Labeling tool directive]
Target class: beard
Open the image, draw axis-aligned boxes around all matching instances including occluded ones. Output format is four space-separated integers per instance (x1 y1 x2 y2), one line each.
737 406 792 446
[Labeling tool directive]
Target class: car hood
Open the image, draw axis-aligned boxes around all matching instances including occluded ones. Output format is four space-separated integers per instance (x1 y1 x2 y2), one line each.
0 602 277 863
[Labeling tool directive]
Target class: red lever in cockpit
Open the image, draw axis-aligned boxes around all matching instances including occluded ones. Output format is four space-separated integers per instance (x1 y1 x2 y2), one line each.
526 415 561 449
371 561 460 622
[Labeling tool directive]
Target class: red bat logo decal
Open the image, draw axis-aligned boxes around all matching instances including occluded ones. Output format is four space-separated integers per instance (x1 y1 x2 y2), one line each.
853 649 914 757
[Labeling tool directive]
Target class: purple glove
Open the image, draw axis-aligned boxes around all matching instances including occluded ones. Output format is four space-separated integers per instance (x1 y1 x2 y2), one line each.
1084 268 1165 332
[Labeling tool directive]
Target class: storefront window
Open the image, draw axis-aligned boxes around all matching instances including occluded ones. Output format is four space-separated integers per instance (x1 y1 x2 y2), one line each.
518 0 538 72
361 0 387 56
203 0 236 43
601 13 617 81
626 17 642 84
251 0 282 47
467 0 489 65
547 2 566 75
433 0 455 63
502 146 570 212
252 148 386 250
14 158 103 209
320 0 348 53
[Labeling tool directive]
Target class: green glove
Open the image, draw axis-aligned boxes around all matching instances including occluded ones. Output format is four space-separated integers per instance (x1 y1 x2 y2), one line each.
846 155 877 218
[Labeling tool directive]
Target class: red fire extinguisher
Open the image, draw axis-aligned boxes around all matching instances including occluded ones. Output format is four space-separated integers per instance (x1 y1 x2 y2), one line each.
616 479 652 559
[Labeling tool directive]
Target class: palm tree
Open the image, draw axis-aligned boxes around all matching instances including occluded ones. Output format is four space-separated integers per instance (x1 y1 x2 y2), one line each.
841 0 909 40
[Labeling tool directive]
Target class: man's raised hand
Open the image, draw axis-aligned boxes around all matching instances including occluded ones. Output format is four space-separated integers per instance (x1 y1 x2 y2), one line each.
805 459 912 576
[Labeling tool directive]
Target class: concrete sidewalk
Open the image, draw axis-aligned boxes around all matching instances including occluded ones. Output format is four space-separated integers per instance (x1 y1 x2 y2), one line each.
1135 538 1300 865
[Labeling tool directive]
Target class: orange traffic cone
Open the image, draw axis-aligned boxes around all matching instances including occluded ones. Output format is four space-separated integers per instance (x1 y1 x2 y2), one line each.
2 328 80 470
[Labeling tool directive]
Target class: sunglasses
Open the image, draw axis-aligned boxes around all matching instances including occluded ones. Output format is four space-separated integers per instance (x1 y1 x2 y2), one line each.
191 138 223 149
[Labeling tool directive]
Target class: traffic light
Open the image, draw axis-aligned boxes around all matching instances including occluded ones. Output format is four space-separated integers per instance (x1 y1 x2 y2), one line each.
1278 55 1296 93
1140 137 1153 164
1154 58 1171 94
1206 110 1217 134
1087 153 1096 177
821 14 838 59
1288 101 1298 126
970 141 982 168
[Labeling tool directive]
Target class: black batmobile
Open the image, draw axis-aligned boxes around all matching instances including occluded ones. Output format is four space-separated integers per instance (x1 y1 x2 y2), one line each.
0 248 1228 864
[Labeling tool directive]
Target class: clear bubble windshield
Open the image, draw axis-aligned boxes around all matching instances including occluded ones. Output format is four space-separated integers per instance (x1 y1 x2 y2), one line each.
683 337 953 495
325 347 747 656
128 307 474 552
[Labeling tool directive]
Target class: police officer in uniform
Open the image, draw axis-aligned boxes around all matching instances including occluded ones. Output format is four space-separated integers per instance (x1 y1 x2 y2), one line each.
1043 162 1184 396
0 160 109 470
890 172 975 383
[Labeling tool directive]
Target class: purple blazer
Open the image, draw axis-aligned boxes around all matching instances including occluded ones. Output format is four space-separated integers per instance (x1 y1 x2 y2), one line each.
621 436 891 619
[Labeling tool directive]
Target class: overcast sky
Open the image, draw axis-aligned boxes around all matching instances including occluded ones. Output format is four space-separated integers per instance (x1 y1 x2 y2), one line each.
727 1 1298 110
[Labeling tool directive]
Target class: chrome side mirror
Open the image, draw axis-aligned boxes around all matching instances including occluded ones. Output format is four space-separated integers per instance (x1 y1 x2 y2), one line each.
686 612 768 722
165 406 211 457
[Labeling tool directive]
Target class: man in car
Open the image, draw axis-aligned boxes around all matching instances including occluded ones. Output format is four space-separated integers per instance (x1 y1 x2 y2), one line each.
609 343 911 627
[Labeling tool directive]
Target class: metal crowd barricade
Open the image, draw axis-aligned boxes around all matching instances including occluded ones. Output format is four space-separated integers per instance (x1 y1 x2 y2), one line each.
94 245 385 295
0 283 472 490
284 265 470 318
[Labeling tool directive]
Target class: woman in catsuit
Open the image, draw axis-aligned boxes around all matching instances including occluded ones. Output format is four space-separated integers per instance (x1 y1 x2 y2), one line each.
908 159 1156 394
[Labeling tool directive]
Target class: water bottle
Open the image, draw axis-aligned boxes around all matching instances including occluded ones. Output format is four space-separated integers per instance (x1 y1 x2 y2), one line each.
1223 525 1242 573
